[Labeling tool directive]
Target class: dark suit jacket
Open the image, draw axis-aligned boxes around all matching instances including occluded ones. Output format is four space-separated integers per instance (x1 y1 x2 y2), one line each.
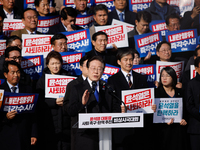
0 82 37 150
0 6 22 19
108 9 136 25
11 28 42 39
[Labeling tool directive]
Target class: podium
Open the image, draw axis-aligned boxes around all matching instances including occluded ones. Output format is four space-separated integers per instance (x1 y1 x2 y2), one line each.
79 113 143 150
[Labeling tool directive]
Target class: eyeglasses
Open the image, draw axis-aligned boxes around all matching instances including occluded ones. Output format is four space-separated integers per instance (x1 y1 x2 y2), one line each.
26 16 38 20
89 67 103 72
169 23 180 28
57 42 67 47
9 56 22 61
159 49 171 53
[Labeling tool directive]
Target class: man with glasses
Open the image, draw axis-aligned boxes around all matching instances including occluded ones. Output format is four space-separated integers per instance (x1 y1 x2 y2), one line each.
11 8 41 38
166 14 181 31
51 33 68 52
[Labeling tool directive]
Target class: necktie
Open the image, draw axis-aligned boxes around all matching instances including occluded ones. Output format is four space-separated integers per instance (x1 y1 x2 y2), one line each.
127 74 132 88
92 81 99 102
119 13 124 22
11 86 17 93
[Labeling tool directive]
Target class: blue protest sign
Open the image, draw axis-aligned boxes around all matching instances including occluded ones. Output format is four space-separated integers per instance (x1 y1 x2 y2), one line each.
24 0 53 9
134 32 163 58
101 64 120 82
61 52 85 76
132 64 156 88
129 0 152 12
149 20 168 37
0 79 5 85
21 55 44 80
63 0 94 8
166 29 198 53
37 15 60 34
61 29 92 52
94 0 115 12
76 14 94 29
0 92 39 114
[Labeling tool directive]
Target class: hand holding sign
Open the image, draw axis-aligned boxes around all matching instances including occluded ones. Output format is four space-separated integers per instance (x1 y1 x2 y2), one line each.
82 89 89 105
56 97 64 106
6 110 17 120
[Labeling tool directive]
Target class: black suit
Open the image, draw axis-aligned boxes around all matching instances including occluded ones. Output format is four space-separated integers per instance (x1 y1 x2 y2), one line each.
0 5 22 19
0 82 37 150
67 79 120 150
108 9 136 25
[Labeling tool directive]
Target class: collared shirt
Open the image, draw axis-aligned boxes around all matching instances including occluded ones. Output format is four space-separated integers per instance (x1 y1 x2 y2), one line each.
116 9 125 21
7 81 19 93
81 11 87 15
82 75 86 81
87 78 99 92
136 27 142 35
3 9 14 19
62 22 68 31
26 29 36 35
121 69 133 84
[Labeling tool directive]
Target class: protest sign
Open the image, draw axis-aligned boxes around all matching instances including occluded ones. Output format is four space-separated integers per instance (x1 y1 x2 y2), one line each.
132 64 156 88
3 19 25 37
101 64 120 82
61 52 85 76
0 90 4 108
156 61 184 82
0 92 39 114
45 74 76 98
61 29 92 52
166 29 198 53
122 88 154 113
75 14 94 29
63 0 94 8
95 25 128 48
134 32 162 57
24 0 53 9
21 55 44 80
37 15 60 34
111 19 134 33
0 79 5 85
129 0 152 12
153 98 183 123
0 40 6 56
149 20 168 37
94 0 115 11
190 65 196 79
22 34 53 58
79 113 143 128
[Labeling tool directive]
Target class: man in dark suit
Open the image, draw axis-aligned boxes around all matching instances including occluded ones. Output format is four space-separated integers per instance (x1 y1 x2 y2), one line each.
67 56 120 150
107 0 136 25
0 0 22 19
86 31 118 66
11 8 41 38
51 33 68 52
74 0 93 15
0 61 37 150
48 7 83 34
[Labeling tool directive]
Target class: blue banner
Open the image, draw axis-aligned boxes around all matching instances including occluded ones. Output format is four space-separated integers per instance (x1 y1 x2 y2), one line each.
101 64 120 82
149 20 168 37
63 0 94 8
61 29 92 52
61 52 85 76
21 55 44 80
129 0 152 12
0 79 5 85
94 0 115 12
24 0 53 9
37 15 60 34
132 64 156 88
76 14 94 29
0 92 39 114
166 29 198 53
134 32 163 58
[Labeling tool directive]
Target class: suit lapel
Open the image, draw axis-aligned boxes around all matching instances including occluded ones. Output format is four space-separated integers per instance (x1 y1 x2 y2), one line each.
118 70 130 89
113 9 120 20
2 82 11 92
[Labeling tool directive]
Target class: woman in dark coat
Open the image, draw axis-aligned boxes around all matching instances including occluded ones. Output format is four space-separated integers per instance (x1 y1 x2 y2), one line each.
36 51 71 150
155 66 188 150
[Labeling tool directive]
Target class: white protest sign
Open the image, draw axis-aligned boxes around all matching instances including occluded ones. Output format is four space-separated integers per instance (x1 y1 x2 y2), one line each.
156 61 184 82
111 19 134 33
122 88 154 113
22 34 53 58
45 74 76 98
0 40 6 56
153 98 183 123
79 113 143 128
95 25 128 48
0 89 4 109
190 65 196 79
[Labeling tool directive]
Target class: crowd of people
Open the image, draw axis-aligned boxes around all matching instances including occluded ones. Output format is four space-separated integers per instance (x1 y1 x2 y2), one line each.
0 0 200 150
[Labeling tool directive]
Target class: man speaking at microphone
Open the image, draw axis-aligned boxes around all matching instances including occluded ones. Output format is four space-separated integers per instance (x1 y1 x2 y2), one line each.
67 56 121 150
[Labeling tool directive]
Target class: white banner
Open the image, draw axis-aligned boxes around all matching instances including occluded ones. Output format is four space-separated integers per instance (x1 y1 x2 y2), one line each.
45 74 76 98
190 65 196 79
0 40 6 56
122 88 154 113
0 89 4 109
111 19 134 33
153 98 182 123
79 113 143 128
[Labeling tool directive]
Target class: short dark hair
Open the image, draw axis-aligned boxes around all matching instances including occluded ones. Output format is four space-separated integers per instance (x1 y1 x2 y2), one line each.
159 66 177 89
116 49 134 61
194 47 200 57
61 7 78 20
80 54 89 66
165 14 180 26
156 41 171 52
94 4 108 15
34 0 50 6
6 36 22 47
22 8 38 19
51 33 67 45
86 56 105 69
4 46 21 58
194 57 200 68
136 11 151 23
3 60 21 74
46 51 63 65
92 31 108 41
